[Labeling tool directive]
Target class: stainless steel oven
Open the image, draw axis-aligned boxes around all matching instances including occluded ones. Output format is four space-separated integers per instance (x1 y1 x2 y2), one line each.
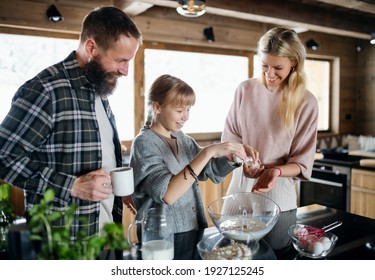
299 162 351 211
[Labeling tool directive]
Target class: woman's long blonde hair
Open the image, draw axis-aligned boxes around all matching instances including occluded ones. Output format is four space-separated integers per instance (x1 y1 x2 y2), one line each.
257 27 307 131
144 74 196 128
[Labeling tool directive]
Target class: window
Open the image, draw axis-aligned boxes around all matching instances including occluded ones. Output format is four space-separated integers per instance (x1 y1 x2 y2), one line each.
0 34 76 123
305 59 330 131
143 46 249 136
0 33 134 140
1 34 332 142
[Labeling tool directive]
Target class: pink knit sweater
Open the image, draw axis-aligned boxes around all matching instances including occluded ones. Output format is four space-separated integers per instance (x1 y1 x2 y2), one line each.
222 78 318 211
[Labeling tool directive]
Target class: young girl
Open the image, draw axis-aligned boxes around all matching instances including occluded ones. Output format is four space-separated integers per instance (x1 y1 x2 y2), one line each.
128 74 246 247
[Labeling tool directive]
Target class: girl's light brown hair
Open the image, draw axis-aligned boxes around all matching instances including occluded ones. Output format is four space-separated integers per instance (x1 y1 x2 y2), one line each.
144 74 196 128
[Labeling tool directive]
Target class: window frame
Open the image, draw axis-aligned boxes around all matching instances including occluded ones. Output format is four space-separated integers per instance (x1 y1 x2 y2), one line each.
304 56 334 133
304 55 337 135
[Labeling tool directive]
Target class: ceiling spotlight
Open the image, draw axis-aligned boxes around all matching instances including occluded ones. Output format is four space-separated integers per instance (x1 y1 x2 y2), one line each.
370 32 375 45
46 5 64 22
306 39 319 51
177 0 206 17
203 27 215 42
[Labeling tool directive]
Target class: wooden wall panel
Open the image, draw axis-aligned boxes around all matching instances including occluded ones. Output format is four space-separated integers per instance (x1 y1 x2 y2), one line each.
357 46 375 135
295 32 361 135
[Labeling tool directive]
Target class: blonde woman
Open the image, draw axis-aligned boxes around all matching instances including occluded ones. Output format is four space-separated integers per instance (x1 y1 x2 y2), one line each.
222 27 318 211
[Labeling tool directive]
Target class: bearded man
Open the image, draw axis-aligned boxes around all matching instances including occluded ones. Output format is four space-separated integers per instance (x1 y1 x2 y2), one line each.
0 6 142 240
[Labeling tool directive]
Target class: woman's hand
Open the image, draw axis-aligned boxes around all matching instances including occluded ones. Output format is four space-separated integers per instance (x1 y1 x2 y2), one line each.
251 168 281 193
240 144 264 178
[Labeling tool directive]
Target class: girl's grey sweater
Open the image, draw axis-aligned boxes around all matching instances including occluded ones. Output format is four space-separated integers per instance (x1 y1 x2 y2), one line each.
130 128 237 233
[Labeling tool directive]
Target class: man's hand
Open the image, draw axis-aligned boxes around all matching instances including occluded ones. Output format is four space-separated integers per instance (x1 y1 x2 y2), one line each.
71 169 112 201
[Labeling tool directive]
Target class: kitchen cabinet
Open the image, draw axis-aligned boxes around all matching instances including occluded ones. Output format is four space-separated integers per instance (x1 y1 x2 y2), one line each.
350 168 375 219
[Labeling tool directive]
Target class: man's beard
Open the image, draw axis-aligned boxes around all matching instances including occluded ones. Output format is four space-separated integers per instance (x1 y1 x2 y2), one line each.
83 56 119 98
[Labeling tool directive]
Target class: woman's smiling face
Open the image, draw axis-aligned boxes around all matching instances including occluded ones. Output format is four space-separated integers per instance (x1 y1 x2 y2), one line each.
260 53 295 92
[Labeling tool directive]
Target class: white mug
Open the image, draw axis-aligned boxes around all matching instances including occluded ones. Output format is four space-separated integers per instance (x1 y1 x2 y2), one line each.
110 167 134 196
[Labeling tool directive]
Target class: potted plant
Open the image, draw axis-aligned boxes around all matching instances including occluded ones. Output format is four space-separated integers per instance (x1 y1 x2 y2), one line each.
28 188 129 260
0 183 16 254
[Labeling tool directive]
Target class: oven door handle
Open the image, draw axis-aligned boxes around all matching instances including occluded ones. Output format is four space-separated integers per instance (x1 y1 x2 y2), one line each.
308 178 343 187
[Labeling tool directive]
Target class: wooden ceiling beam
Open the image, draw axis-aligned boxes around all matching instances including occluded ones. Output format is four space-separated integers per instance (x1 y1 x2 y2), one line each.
0 0 374 40
314 0 375 14
129 0 374 40
0 0 91 35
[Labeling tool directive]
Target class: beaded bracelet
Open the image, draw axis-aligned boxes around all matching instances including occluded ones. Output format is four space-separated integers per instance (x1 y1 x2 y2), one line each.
186 164 199 182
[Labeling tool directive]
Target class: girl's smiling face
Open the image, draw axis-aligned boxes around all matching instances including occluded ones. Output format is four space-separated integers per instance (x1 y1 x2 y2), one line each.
153 102 191 136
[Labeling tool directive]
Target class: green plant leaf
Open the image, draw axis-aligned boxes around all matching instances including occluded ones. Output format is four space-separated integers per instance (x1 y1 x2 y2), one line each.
0 183 12 201
28 188 130 259
43 189 55 203
47 211 63 223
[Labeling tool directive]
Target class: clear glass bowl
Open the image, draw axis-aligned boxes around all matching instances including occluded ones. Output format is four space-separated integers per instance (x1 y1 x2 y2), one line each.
207 192 281 241
288 224 338 259
197 231 260 260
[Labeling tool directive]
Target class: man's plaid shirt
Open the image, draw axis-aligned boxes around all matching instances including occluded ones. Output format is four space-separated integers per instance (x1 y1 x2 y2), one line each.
0 51 123 240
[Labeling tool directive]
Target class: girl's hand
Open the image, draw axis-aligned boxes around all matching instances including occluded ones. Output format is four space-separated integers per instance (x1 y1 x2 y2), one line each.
205 142 247 160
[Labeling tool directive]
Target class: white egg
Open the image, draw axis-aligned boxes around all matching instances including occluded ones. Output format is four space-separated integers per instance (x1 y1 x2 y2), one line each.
308 241 324 255
319 236 332 251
